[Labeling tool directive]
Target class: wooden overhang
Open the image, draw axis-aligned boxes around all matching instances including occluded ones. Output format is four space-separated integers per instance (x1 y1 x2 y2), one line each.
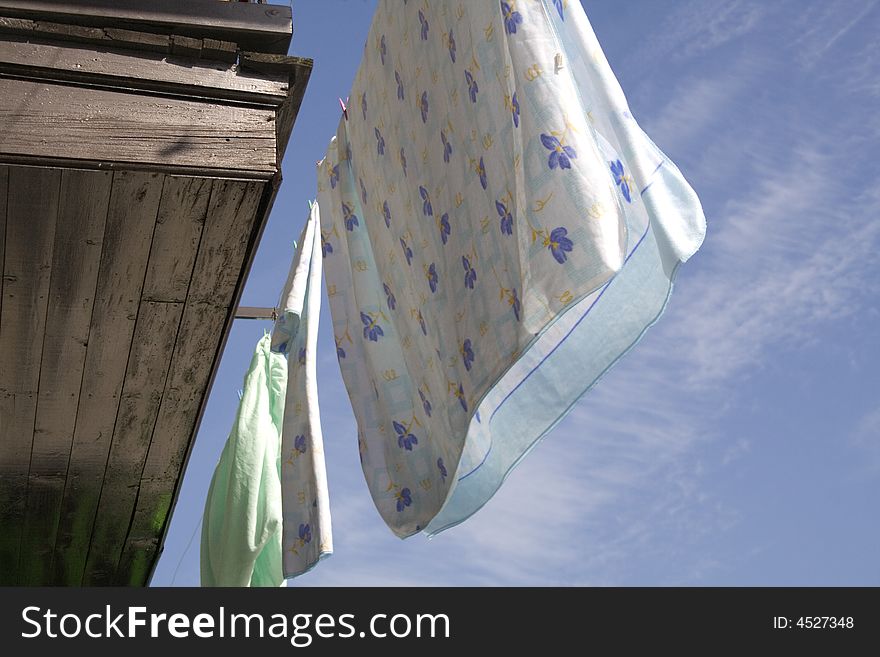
0 0 311 585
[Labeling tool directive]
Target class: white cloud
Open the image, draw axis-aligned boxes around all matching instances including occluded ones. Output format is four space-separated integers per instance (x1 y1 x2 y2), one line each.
622 0 767 71
722 437 751 466
792 0 879 69
844 40 880 99
667 144 880 388
852 405 880 474
641 74 742 155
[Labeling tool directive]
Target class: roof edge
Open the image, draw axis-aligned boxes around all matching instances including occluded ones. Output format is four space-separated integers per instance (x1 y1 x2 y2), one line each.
0 0 292 54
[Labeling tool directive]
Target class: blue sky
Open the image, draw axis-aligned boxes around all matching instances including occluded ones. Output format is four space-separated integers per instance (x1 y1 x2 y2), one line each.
151 0 880 586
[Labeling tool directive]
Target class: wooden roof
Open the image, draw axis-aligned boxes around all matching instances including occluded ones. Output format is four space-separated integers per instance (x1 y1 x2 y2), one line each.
0 1 311 585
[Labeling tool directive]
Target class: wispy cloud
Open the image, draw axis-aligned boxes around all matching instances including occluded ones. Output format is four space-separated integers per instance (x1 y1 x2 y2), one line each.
844 40 880 100
641 72 744 155
791 0 879 68
627 0 767 64
668 144 880 388
852 405 880 474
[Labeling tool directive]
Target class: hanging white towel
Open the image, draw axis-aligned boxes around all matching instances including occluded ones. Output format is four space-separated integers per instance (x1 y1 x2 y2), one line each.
271 202 332 577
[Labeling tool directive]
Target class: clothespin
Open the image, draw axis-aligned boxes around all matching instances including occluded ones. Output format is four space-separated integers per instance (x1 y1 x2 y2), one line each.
308 199 314 210
339 97 348 120
554 53 564 73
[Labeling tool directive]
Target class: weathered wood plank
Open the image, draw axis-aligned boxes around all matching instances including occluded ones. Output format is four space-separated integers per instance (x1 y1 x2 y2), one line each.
0 17 237 64
239 53 313 161
0 0 293 54
0 37 289 104
239 52 314 76
115 532 160 587
119 180 266 581
0 78 276 175
0 154 272 181
140 302 230 487
17 169 112 586
111 181 241 585
142 176 212 303
82 300 182 586
280 60 312 163
115 474 176 586
169 34 201 59
51 171 164 586
188 179 266 304
201 37 237 64
102 27 169 52
0 167 6 329
0 166 60 585
117 302 228 585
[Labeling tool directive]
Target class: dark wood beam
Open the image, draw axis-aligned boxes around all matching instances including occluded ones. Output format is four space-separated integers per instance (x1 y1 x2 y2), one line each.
50 171 164 586
0 167 61 585
240 53 314 162
0 77 277 176
0 36 290 106
0 0 292 54
18 169 112 585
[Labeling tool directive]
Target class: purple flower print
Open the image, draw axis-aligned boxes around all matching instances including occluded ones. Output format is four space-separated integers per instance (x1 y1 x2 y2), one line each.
419 185 433 216
438 213 451 244
375 127 385 155
361 311 384 341
400 237 413 265
383 282 396 310
477 156 487 189
541 133 577 170
396 487 412 512
501 2 523 34
496 200 513 235
610 159 632 203
396 70 405 100
342 202 359 231
420 389 432 417
441 131 452 162
461 339 475 371
419 91 429 123
462 255 477 289
465 69 479 103
394 420 419 451
418 10 429 40
547 226 574 263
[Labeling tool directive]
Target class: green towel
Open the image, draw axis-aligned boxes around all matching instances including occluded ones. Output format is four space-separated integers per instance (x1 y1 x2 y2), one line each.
200 333 287 587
